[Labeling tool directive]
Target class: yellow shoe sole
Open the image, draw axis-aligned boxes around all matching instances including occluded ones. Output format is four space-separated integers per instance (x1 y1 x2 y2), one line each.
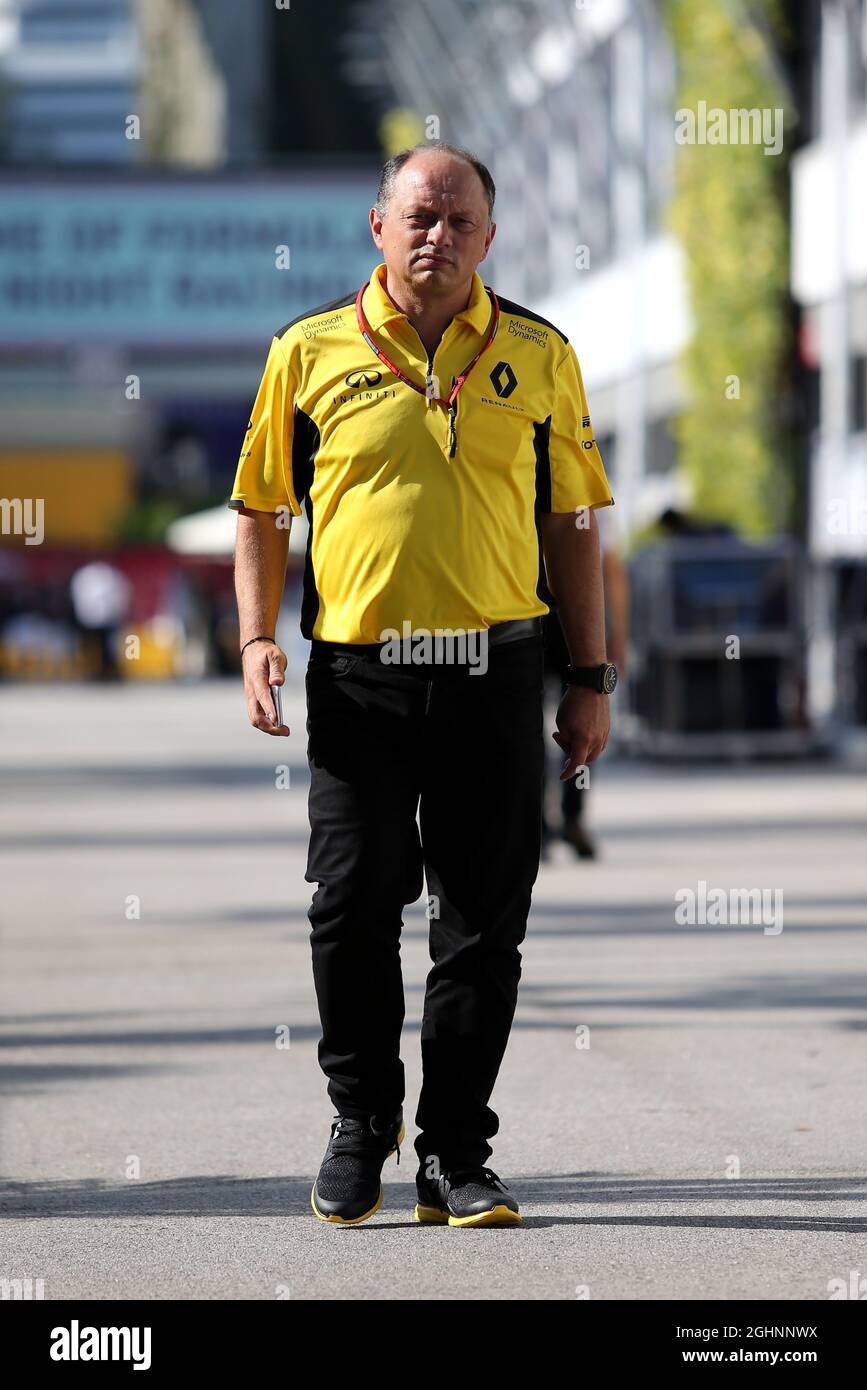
415 1202 522 1228
311 1121 405 1225
311 1184 383 1225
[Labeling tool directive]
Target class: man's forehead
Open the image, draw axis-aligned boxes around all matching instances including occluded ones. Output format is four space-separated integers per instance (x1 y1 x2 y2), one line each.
396 158 485 204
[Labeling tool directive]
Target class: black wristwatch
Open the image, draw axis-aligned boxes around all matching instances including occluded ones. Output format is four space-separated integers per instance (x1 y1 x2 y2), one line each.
565 662 618 694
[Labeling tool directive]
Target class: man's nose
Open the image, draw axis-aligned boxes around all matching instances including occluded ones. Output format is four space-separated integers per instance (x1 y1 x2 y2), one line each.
426 219 452 247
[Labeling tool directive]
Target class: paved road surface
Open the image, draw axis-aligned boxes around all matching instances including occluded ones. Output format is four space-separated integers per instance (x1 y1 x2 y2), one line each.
2 682 866 1300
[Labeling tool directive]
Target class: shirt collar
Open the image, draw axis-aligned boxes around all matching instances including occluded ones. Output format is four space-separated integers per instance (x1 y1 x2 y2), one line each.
362 261 492 338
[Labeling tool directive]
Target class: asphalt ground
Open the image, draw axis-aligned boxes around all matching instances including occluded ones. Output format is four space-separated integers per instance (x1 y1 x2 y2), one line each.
2 681 866 1300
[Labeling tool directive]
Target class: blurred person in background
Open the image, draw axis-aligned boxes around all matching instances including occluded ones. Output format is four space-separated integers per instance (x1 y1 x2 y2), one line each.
542 506 629 859
230 143 616 1229
69 561 132 681
1 580 79 680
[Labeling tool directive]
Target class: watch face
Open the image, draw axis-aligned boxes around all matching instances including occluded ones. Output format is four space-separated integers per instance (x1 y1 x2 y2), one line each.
602 663 618 694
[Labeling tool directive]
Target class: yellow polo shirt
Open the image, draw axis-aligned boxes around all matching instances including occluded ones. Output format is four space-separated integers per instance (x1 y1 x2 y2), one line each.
229 261 613 643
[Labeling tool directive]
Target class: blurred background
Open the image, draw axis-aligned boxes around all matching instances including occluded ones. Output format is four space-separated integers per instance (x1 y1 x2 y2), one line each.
0 0 865 764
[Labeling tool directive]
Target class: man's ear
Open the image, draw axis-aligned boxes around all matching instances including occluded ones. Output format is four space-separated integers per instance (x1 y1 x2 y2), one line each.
478 220 496 264
369 206 384 249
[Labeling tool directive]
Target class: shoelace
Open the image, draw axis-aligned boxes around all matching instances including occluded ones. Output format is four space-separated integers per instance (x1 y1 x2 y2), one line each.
446 1166 507 1193
329 1116 402 1166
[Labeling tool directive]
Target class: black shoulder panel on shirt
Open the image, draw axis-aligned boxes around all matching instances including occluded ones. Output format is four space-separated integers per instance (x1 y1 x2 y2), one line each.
494 295 569 345
275 290 357 340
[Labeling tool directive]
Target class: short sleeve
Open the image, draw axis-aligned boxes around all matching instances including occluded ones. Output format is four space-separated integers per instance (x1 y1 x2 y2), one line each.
547 342 614 514
228 335 301 516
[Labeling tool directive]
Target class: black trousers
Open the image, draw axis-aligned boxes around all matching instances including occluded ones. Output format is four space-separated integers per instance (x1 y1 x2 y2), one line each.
303 633 545 1171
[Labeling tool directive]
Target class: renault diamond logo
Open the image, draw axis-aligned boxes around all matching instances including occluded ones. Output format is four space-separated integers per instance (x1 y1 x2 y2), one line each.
489 361 517 398
345 369 382 388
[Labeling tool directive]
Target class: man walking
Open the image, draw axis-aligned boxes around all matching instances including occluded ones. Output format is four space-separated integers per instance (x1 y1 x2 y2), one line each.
230 143 615 1227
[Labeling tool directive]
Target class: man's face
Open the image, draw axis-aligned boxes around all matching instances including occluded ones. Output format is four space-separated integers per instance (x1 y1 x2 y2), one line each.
370 153 495 296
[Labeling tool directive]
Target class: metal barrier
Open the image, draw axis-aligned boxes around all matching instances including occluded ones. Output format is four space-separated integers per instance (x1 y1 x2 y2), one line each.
625 537 819 759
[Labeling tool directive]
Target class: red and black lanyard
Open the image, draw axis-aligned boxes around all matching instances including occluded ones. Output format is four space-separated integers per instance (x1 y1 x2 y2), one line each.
355 280 500 457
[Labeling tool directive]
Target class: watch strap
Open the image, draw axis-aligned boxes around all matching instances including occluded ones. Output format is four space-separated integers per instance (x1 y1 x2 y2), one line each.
565 662 617 693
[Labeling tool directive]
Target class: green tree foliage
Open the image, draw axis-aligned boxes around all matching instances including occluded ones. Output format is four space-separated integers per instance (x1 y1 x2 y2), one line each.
666 0 794 534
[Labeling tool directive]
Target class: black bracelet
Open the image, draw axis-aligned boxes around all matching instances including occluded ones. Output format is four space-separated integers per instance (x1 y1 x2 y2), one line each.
240 635 275 657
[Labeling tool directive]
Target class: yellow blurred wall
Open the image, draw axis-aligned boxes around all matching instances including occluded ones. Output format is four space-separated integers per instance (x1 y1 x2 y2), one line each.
0 451 133 546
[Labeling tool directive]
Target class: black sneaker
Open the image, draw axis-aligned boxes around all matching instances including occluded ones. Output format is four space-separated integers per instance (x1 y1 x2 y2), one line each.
311 1110 405 1225
415 1165 522 1227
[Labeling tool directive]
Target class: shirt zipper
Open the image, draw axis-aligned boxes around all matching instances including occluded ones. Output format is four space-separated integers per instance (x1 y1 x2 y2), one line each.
424 349 457 458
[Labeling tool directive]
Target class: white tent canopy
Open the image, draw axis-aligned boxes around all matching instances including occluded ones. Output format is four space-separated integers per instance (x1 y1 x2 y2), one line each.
166 504 308 557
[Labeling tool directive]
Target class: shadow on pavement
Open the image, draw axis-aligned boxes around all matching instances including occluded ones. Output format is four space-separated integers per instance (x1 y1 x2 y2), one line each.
2 1174 866 1233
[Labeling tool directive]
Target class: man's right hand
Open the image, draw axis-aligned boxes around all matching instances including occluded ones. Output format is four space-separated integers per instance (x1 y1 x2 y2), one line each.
242 640 290 735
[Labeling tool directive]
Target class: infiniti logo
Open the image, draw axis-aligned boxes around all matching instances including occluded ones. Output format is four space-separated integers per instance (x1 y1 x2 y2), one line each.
345 370 382 389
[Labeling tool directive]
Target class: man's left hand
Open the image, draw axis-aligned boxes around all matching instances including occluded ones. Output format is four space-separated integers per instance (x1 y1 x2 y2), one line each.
552 686 610 780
